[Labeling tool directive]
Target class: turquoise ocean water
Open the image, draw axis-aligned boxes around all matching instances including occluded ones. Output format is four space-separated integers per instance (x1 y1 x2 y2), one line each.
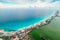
0 8 55 32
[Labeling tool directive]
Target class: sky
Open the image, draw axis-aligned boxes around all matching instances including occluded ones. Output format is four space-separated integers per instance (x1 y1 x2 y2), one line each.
0 0 60 9
0 0 59 3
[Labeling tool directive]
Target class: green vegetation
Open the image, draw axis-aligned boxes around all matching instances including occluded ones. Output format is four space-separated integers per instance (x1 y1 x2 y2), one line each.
29 29 42 40
29 28 50 40
40 17 60 40
0 36 9 40
29 17 60 40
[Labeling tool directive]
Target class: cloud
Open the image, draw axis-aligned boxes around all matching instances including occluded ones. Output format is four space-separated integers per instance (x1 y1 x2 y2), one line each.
0 0 60 11
0 0 36 4
51 1 60 11
0 3 5 8
0 0 60 3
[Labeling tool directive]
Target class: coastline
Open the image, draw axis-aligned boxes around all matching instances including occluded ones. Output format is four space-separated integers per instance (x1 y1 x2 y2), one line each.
13 11 59 40
0 11 56 33
0 11 59 40
17 11 56 32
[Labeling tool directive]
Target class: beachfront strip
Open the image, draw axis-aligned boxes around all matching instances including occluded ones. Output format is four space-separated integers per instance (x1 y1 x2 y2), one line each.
0 11 60 40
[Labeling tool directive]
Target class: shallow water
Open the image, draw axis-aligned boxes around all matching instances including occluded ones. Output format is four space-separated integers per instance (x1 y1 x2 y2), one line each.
0 8 55 32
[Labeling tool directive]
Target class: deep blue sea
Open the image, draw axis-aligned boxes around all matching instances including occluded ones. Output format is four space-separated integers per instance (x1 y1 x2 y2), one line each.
0 8 56 32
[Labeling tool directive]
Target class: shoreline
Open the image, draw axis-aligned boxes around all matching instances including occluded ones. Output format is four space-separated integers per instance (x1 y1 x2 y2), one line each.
16 11 56 31
0 11 59 40
13 11 59 40
0 11 56 33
